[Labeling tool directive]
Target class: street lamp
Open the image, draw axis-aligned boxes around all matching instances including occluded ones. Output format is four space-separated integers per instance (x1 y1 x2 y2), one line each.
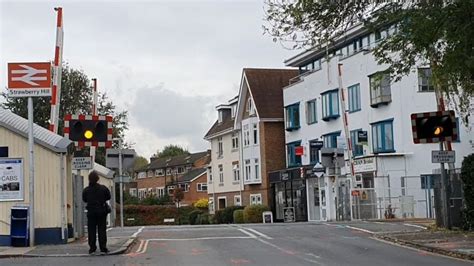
113 138 124 227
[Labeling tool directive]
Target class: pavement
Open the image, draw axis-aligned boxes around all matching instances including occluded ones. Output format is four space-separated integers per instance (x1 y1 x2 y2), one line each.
0 226 140 258
0 221 471 265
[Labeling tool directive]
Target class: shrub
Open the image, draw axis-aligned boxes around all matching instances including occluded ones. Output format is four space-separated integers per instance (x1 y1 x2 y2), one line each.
243 204 270 223
213 209 225 224
122 205 198 226
461 154 474 231
189 209 204 225
233 209 244 224
222 206 245 223
196 214 211 224
194 198 209 209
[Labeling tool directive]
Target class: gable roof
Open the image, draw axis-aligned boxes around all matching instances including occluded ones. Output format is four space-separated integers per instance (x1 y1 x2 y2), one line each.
138 151 210 172
177 167 206 183
243 68 299 119
0 107 73 153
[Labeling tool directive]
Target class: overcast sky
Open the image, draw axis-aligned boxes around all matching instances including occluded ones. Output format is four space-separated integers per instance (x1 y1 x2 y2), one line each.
0 0 295 160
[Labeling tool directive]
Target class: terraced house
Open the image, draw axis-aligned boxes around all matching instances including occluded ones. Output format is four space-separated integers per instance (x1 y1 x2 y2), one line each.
133 151 210 206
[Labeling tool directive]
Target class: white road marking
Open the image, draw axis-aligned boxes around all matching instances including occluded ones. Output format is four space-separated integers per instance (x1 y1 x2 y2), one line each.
345 225 374 234
106 227 113 232
147 236 254 241
256 238 323 265
132 226 145 237
139 240 149 254
244 227 273 239
136 239 145 253
403 223 427 230
239 228 257 238
305 253 321 259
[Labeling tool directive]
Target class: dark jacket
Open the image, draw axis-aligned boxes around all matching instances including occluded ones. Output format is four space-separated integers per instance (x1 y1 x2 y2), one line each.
83 183 111 213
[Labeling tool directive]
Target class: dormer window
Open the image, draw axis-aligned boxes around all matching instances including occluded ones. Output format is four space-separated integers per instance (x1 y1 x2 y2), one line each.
218 110 224 123
231 105 236 118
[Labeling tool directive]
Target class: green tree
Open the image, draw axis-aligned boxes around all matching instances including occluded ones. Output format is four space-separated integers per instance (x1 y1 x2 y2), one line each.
264 0 473 120
133 156 149 172
153 144 189 159
1 63 129 165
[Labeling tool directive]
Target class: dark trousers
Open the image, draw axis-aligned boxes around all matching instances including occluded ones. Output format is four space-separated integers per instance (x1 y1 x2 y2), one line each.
87 210 107 251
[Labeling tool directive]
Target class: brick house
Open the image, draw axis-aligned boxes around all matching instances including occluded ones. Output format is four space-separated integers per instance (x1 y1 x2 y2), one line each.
175 168 209 206
233 68 299 207
133 151 210 205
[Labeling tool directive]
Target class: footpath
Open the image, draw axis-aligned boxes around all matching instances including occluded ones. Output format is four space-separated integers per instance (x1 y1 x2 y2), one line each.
0 226 139 258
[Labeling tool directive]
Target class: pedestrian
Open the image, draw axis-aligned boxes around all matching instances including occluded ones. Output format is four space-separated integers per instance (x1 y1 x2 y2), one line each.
82 171 111 254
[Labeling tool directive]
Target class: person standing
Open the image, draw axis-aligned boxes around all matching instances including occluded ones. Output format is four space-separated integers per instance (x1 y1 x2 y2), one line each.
82 171 111 254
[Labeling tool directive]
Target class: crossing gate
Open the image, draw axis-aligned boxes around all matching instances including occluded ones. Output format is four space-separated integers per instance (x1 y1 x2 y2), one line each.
351 188 377 220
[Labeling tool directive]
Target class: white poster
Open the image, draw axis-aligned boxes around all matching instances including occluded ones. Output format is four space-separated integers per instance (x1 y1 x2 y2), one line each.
0 158 24 201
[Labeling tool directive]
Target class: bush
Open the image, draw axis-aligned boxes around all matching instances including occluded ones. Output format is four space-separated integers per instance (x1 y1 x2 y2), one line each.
121 205 198 226
189 209 204 225
461 154 474 231
194 198 209 209
222 206 245 224
196 213 211 224
213 209 225 224
233 209 244 224
243 204 270 223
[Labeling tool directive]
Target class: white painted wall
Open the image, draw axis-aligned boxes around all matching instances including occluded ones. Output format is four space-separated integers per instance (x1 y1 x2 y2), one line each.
284 48 473 218
241 116 262 184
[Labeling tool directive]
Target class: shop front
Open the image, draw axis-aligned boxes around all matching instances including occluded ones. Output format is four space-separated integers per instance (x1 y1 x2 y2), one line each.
269 167 311 222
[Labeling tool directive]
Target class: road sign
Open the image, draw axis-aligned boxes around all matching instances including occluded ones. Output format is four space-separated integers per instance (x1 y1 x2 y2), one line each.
64 114 113 148
114 176 131 183
295 146 304 156
72 157 92 170
351 190 360 197
432 150 455 163
312 162 325 178
106 149 136 169
262 211 273 223
7 62 52 97
411 111 458 143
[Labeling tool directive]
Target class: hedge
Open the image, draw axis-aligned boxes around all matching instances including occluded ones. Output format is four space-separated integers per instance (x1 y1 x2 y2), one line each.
243 204 270 223
121 205 198 226
461 154 474 231
233 209 244 224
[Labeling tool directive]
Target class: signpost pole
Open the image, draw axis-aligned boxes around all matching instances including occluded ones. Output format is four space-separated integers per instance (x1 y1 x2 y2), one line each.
439 142 451 229
27 97 35 247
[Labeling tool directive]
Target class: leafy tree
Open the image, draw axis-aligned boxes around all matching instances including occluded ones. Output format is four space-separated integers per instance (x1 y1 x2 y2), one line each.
153 144 189 159
264 0 473 120
1 63 129 165
133 156 149 172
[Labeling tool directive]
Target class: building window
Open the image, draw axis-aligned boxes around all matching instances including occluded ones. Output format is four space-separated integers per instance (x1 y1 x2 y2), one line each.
243 125 250 147
218 110 224 123
231 104 236 118
350 129 364 157
371 119 394 153
232 133 239 150
323 132 341 148
369 71 391 107
321 90 339 120
218 164 224 184
208 167 213 183
309 140 320 164
287 141 302 167
234 195 242 206
348 84 361 112
137 172 146 179
418 68 434 92
138 189 146 199
253 123 258 145
177 167 185 174
156 187 165 197
197 183 208 192
245 159 251 181
217 137 223 158
166 168 172 175
254 159 260 180
129 188 137 197
178 183 189 192
233 164 240 181
250 194 262 205
306 99 317 124
147 170 153 178
155 169 164 176
247 98 255 115
285 103 300 131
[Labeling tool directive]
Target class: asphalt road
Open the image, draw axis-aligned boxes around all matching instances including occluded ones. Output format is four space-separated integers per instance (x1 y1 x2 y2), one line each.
2 222 472 266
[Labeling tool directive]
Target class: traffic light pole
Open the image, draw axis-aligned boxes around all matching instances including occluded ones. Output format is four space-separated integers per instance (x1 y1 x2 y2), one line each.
439 142 452 229
119 139 124 228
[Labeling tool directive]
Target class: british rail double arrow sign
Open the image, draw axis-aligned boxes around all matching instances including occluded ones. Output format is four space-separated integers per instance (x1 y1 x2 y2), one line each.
7 62 52 97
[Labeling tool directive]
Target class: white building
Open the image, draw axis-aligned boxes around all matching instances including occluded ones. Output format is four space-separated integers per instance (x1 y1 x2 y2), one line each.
204 96 242 213
281 23 473 222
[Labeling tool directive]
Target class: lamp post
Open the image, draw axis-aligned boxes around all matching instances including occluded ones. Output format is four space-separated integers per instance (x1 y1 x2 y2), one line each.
113 138 124 227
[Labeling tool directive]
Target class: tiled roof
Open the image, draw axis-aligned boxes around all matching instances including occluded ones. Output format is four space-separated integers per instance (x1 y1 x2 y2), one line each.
177 168 207 183
244 68 299 119
138 151 210 172
204 113 235 139
0 107 73 153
